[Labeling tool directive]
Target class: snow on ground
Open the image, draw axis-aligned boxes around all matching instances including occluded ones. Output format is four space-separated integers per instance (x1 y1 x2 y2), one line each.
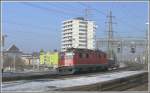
2 71 146 92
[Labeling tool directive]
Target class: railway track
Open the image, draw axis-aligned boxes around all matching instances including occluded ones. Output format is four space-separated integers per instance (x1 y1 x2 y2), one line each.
44 66 144 79
2 66 143 82
99 72 148 91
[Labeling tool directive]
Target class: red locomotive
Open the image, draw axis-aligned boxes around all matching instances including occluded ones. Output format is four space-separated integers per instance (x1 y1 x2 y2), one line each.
57 48 118 74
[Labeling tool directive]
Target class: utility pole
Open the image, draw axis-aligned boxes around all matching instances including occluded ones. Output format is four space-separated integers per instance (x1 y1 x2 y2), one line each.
148 23 150 92
13 55 16 72
0 34 7 72
120 40 123 63
0 30 3 75
84 7 91 20
106 10 116 60
32 56 35 71
145 21 149 92
146 22 149 62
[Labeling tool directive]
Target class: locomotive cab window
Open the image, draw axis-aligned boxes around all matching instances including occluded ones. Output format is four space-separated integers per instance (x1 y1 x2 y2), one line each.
65 52 74 59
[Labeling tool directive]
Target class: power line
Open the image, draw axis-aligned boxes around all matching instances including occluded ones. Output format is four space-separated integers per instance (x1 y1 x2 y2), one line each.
21 2 79 16
3 21 59 39
79 3 106 16
17 2 146 34
79 3 146 33
3 21 55 31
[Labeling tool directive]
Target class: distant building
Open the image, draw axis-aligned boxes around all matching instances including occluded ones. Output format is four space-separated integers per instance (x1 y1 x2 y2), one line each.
21 52 40 70
3 44 23 71
61 17 97 51
40 51 59 68
4 44 22 58
31 52 40 66
21 53 33 65
39 50 45 65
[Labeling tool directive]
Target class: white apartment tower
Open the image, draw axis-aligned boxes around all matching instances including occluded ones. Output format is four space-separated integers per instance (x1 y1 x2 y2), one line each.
61 17 97 52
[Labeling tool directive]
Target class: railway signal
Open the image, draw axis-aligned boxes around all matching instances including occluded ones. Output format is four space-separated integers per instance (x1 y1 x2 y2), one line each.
131 47 135 53
117 42 122 53
130 42 136 53
117 47 121 53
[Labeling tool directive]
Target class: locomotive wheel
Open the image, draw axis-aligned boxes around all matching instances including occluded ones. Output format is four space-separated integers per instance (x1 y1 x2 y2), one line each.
96 67 101 72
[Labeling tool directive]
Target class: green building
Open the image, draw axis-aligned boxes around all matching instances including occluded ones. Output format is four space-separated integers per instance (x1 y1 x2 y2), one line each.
39 50 45 65
40 50 59 68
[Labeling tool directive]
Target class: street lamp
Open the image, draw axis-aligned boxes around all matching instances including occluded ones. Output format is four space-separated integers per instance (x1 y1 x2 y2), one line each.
145 22 149 92
0 32 3 73
146 22 149 64
0 34 7 72
13 55 16 72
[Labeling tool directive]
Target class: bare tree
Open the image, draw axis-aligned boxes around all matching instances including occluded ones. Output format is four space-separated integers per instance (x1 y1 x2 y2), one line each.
3 56 13 70
3 55 25 71
15 56 25 71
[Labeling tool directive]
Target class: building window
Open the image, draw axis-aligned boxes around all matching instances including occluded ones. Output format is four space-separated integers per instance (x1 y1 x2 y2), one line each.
79 44 86 46
63 21 72 25
63 28 72 31
79 29 86 31
79 21 87 24
79 25 86 28
79 33 85 35
79 40 86 43
68 21 72 24
63 25 72 28
79 37 86 39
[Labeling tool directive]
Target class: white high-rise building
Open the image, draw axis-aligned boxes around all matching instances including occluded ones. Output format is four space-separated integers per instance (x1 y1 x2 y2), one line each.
61 17 97 52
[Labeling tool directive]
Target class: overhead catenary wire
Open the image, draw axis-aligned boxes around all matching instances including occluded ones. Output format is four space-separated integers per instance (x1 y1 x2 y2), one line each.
3 21 59 37
9 3 146 40
20 2 146 35
4 3 147 39
79 2 145 44
21 2 80 16
78 2 146 33
78 3 147 43
3 21 57 31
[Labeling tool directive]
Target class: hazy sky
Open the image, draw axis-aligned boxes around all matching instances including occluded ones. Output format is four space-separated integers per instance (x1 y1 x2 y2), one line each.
2 2 148 53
